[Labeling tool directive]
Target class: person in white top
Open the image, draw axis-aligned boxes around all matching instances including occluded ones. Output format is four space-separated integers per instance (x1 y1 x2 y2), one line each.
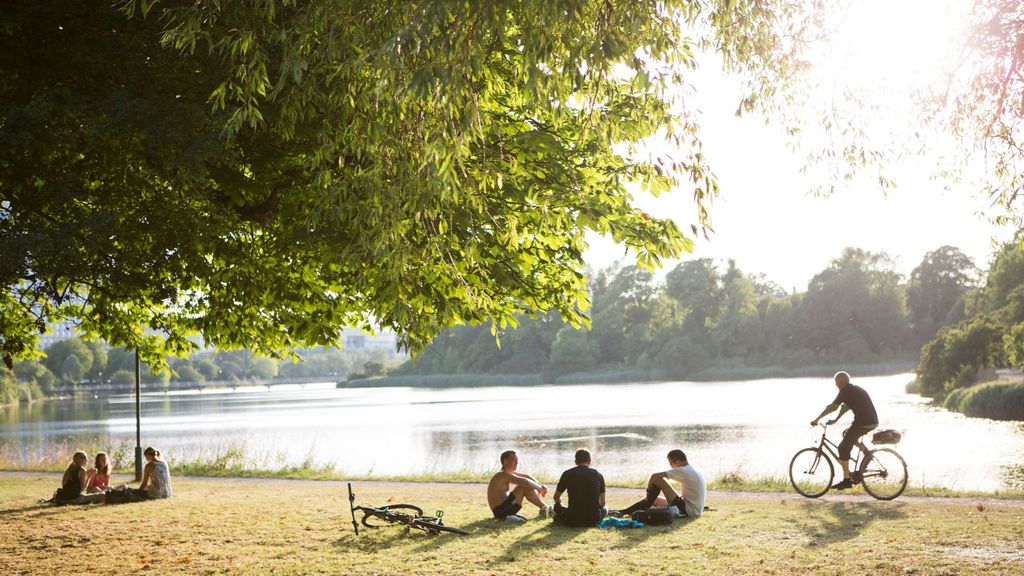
612 449 706 518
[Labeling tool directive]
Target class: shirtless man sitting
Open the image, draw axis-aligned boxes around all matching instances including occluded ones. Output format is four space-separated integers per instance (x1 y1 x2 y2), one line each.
486 450 551 523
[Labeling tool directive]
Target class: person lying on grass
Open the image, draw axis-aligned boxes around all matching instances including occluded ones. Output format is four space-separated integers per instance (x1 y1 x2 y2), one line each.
610 449 706 518
487 450 551 523
56 451 106 505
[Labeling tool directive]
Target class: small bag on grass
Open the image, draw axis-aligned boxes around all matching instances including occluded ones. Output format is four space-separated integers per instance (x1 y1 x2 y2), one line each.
104 487 144 504
631 507 674 526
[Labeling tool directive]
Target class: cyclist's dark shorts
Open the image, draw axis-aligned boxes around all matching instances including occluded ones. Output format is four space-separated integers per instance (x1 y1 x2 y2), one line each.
492 493 522 519
839 424 877 460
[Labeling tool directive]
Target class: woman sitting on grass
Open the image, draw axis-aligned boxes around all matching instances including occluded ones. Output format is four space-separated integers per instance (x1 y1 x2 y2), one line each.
85 452 111 494
126 446 173 500
56 451 105 505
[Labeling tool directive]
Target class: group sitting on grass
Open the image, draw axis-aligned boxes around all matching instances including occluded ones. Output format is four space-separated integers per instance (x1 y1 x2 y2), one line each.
487 447 705 527
54 446 173 505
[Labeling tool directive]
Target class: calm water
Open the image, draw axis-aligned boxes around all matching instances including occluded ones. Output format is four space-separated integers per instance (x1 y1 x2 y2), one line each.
2 374 1023 491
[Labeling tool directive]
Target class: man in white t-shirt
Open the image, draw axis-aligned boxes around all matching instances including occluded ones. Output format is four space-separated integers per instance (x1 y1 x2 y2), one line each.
612 449 706 518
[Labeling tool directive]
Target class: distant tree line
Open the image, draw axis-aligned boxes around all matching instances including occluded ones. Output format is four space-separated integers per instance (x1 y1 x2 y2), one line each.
912 238 1024 419
398 245 980 382
2 342 403 403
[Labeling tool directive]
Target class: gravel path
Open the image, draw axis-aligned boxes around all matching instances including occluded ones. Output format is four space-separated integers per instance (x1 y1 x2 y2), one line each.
5 470 1020 507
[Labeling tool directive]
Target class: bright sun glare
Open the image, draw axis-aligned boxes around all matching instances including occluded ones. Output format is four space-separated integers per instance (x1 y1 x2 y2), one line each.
586 0 1007 289
818 0 971 94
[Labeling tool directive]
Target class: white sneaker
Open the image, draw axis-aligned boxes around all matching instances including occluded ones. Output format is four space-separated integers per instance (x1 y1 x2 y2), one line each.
503 514 527 524
538 505 553 519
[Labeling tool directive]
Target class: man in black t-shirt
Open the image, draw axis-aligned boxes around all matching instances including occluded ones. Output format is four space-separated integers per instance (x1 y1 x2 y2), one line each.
810 371 879 490
552 448 605 527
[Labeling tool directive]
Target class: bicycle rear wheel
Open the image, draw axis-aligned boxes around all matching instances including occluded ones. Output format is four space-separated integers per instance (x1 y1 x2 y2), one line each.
413 519 470 536
789 448 834 498
361 504 424 528
860 448 907 500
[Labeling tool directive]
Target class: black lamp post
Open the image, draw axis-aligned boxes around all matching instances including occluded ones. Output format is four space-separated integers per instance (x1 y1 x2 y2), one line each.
134 349 142 482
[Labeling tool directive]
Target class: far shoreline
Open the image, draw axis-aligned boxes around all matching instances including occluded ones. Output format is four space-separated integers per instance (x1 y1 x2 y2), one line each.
339 360 919 389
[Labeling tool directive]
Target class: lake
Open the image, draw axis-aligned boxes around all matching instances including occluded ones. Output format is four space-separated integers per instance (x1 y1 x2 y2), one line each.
2 373 1023 491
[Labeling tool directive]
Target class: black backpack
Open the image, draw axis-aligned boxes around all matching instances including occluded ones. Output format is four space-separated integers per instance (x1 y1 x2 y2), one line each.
631 507 674 526
104 488 145 504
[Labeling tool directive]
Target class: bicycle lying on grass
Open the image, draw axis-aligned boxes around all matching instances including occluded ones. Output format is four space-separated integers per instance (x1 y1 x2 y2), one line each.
347 483 470 536
789 423 908 500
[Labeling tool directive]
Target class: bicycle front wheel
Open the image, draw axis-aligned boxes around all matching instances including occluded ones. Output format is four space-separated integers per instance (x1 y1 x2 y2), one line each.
361 504 424 528
789 448 834 498
860 448 907 500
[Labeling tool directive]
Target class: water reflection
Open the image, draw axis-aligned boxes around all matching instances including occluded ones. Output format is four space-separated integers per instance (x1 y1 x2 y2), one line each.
1 375 1023 491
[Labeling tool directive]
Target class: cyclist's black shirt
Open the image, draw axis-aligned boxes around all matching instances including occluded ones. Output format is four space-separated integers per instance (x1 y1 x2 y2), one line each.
833 384 878 426
555 465 605 526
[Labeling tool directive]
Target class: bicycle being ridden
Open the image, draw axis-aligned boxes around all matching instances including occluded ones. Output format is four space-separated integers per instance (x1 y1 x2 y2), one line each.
808 371 881 491
795 371 908 500
790 421 907 500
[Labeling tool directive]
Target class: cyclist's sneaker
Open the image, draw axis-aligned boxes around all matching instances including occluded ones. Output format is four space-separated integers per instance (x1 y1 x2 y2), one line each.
831 478 854 490
850 471 863 484
538 505 553 519
503 514 527 524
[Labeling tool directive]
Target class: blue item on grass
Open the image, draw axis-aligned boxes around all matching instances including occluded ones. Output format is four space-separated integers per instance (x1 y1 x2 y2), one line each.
599 517 645 529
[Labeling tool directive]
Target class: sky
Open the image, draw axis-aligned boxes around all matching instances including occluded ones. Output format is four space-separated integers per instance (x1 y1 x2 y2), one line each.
585 0 1014 292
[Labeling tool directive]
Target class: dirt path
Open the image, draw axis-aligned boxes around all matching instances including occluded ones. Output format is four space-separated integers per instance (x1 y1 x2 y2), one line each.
5 470 1020 507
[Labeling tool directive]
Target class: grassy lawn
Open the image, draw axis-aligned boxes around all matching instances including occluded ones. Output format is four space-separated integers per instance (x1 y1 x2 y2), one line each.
1 475 1022 576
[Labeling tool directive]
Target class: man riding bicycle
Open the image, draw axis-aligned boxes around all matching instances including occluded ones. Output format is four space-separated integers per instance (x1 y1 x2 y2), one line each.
809 371 878 490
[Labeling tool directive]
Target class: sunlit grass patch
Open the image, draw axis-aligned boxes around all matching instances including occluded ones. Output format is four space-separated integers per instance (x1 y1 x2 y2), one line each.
1 476 1022 576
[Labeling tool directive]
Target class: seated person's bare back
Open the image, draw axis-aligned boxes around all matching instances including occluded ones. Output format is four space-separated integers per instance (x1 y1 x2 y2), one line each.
487 450 550 522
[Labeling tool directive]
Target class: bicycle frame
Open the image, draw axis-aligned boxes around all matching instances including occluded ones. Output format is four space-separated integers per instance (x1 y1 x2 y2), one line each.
811 423 868 470
806 424 885 485
347 483 467 536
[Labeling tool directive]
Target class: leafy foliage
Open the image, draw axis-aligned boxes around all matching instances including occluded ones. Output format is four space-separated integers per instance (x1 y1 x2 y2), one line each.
943 380 1024 421
402 246 958 381
4 0 805 370
906 246 977 346
915 238 1024 397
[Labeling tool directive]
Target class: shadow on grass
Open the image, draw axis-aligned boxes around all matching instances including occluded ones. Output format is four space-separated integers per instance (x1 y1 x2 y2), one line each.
331 513 700 557
490 522 589 563
793 499 908 545
492 517 698 563
330 517 479 553
0 501 96 520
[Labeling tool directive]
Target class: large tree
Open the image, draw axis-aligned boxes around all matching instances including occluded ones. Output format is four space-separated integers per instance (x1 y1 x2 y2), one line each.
1 1 807 368
798 248 911 360
906 246 977 344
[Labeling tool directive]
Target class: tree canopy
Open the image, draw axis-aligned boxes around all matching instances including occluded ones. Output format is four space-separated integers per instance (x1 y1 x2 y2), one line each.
3 1 1022 370
1 0 810 369
916 237 1024 397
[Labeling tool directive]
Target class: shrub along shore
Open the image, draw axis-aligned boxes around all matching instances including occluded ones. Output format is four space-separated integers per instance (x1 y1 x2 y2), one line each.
942 379 1024 421
1 475 1022 576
